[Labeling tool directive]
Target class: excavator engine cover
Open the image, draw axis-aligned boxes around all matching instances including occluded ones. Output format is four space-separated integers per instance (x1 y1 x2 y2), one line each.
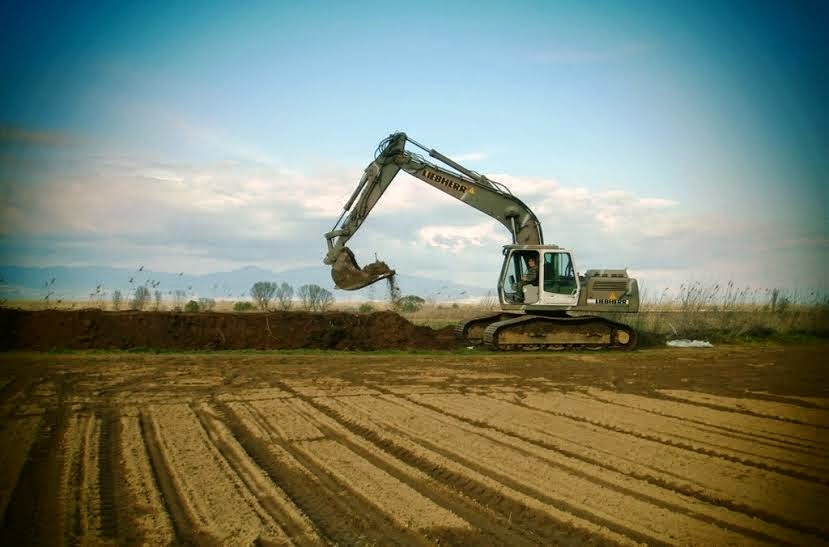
329 247 395 290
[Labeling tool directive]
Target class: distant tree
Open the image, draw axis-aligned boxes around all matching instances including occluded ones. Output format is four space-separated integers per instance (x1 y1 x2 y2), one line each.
298 284 335 312
112 290 123 311
198 297 216 311
358 302 374 313
317 286 334 311
131 286 150 310
297 285 311 310
395 295 425 313
184 300 200 312
250 281 277 311
233 301 254 312
154 290 162 310
275 282 294 310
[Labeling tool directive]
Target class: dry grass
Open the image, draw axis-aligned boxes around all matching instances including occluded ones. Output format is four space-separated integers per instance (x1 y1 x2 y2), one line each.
591 281 828 344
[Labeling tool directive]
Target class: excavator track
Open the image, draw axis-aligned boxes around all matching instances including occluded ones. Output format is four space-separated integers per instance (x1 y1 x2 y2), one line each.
455 313 513 345
481 314 637 350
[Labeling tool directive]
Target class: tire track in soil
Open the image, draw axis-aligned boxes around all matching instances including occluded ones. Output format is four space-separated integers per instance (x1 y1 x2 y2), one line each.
600 388 829 456
1 402 67 545
219 399 432 546
658 390 829 428
138 411 199 544
586 389 829 452
0 415 42 519
97 410 119 540
329 390 818 546
259 393 538 546
276 386 624 546
140 404 290 544
542 389 829 466
407 391 826 544
192 402 322 545
60 413 101 544
491 394 829 485
505 391 829 486
305 393 652 546
118 413 176 544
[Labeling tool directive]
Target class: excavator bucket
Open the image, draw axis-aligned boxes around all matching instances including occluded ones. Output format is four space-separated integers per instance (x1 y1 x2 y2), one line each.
329 247 395 290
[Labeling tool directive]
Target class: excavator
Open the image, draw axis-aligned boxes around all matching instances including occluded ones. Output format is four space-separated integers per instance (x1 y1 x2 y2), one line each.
324 132 639 350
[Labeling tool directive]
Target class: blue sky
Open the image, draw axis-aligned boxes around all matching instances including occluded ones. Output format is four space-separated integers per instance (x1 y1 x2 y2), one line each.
1 1 826 292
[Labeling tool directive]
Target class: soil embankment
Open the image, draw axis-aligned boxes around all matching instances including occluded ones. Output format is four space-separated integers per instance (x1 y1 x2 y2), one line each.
0 309 457 351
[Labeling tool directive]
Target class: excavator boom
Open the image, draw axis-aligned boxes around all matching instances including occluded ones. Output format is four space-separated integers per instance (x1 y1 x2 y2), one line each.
325 132 543 290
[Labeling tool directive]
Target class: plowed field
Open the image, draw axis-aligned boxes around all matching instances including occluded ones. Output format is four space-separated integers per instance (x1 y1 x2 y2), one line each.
1 344 827 545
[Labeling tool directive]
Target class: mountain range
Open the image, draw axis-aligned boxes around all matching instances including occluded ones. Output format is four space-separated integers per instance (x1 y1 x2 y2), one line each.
0 264 493 303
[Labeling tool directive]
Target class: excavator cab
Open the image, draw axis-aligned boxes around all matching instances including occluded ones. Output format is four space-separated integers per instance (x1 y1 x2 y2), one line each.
499 246 580 308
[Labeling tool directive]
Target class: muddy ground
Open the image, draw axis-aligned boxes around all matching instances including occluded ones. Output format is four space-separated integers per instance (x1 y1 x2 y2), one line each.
1 343 827 545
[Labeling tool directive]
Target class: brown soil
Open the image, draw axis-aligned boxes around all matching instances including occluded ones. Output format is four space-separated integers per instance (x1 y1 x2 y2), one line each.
1 346 828 545
0 309 457 351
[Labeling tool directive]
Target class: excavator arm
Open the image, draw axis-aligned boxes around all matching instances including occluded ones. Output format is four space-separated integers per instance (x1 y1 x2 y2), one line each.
324 132 543 290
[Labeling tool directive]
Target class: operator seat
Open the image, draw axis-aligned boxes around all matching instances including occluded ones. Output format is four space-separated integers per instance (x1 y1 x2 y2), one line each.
523 285 539 303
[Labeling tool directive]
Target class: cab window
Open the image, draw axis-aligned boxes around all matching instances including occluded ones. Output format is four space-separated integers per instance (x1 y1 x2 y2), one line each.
543 252 577 295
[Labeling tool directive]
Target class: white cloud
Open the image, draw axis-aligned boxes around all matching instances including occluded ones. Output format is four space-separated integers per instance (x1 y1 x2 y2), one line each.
417 222 502 253
3 156 824 290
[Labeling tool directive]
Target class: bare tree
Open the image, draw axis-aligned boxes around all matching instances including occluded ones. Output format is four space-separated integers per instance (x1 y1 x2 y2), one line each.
199 297 216 311
154 290 162 310
317 287 334 311
297 284 311 310
275 282 294 310
298 284 335 312
250 281 277 311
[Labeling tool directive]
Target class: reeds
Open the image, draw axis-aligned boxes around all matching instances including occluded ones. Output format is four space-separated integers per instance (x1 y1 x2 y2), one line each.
600 281 828 344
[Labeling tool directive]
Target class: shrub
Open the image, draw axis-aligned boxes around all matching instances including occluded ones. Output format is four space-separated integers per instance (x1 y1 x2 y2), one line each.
233 301 255 312
395 295 425 313
358 302 375 313
198 297 216 311
250 281 277 311
184 300 200 312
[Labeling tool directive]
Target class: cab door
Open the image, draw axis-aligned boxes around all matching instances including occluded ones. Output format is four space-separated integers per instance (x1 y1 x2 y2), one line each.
541 251 579 306
498 249 540 304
